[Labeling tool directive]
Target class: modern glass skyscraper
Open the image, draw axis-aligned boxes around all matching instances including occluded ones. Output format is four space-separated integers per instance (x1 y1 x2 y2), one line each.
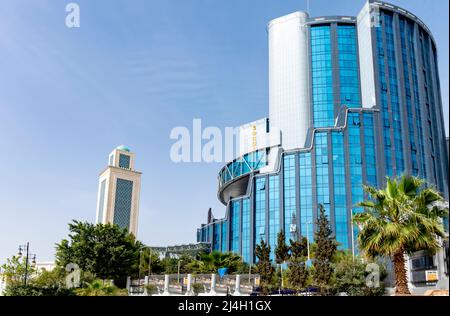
197 0 449 286
96 145 142 236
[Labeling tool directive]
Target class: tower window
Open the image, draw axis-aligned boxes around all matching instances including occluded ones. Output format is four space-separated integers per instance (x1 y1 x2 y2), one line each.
113 178 133 230
119 154 131 169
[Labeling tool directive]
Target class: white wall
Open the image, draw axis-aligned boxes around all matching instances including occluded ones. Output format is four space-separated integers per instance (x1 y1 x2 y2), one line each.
268 11 310 150
357 2 377 109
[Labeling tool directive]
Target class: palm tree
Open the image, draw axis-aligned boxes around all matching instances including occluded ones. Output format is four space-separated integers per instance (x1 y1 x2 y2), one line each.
354 175 448 295
197 251 243 273
75 279 127 296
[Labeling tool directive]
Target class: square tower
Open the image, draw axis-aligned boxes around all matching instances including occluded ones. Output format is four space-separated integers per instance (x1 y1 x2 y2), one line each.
95 145 142 236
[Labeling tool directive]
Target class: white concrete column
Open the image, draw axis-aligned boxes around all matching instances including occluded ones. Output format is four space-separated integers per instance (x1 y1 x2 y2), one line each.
185 274 194 296
126 276 131 291
143 276 149 296
163 274 170 295
209 274 217 295
233 274 242 296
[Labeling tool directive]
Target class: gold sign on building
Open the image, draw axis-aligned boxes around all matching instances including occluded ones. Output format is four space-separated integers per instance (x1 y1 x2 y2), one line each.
252 125 257 151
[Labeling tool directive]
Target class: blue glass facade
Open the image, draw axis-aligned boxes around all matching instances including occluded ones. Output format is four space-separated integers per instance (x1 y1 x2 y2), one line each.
399 18 418 176
315 133 330 217
241 199 251 263
363 113 377 187
337 25 360 108
213 223 220 251
255 177 267 250
332 132 348 249
197 4 449 264
311 25 334 128
376 22 393 176
348 113 364 252
407 20 427 178
230 200 240 254
283 155 296 241
221 221 227 251
268 175 280 260
299 152 313 243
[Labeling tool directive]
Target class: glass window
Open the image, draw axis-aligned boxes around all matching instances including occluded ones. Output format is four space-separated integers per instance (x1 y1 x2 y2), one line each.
332 132 348 249
241 199 251 262
269 175 280 260
230 200 241 254
299 152 313 243
337 25 361 108
113 178 133 231
221 221 227 252
283 155 296 242
315 133 330 217
255 177 267 260
119 154 131 169
311 25 334 127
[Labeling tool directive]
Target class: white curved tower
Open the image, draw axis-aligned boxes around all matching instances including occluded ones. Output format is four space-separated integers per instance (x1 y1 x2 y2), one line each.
268 11 310 150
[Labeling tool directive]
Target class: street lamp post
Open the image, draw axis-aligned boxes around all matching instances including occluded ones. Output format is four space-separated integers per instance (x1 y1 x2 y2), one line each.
138 248 143 287
305 221 312 262
148 250 152 277
280 262 285 289
17 242 36 285
177 260 182 283
350 210 355 262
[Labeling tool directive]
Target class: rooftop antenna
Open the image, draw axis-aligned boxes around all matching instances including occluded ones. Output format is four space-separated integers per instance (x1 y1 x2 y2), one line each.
306 0 310 15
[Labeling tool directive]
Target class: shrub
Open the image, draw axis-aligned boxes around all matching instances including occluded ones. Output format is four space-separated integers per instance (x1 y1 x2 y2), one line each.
192 283 204 296
3 284 75 296
145 284 158 296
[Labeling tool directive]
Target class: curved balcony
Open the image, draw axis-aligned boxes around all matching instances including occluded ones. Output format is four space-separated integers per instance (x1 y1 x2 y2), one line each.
217 149 268 204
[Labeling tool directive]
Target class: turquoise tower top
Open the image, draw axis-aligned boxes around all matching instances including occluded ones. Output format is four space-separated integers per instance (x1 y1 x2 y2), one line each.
116 145 131 152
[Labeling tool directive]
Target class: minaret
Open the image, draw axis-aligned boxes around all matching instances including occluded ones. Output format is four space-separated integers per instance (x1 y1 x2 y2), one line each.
95 145 142 236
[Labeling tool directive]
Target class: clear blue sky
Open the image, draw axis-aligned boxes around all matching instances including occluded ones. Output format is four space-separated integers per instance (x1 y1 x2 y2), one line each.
0 0 448 264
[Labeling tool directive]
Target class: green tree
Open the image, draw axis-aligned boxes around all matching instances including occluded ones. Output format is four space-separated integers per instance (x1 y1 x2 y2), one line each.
289 237 308 258
1 256 36 285
275 231 290 264
254 239 275 295
176 254 197 274
139 248 164 276
332 251 386 296
201 251 245 273
287 237 309 291
55 220 141 281
161 257 179 274
354 175 448 295
32 266 66 288
313 204 337 295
